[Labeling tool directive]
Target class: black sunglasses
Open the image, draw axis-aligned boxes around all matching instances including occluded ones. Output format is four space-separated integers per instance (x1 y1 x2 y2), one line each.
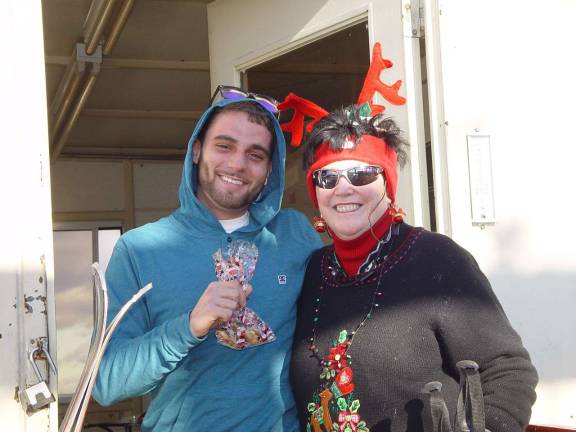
312 165 384 189
209 85 279 117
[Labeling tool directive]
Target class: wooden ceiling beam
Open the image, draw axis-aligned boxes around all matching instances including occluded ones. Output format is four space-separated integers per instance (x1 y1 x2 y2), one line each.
62 146 187 159
152 0 213 2
82 108 204 120
252 63 367 75
46 56 210 71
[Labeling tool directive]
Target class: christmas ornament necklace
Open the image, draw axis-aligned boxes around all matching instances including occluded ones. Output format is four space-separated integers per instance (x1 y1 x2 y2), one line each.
307 224 399 365
303 225 399 432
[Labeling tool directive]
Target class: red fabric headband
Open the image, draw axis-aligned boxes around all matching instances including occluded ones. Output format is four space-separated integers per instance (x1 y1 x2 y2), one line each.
305 135 398 208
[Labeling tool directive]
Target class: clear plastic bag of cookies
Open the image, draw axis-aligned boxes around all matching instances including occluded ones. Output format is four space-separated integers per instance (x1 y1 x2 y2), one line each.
212 240 276 350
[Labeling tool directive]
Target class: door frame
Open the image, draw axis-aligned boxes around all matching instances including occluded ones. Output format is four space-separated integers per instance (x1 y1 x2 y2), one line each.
225 1 431 229
234 6 369 81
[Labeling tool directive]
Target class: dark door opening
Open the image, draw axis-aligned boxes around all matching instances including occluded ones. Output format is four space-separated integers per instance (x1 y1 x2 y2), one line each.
245 22 370 226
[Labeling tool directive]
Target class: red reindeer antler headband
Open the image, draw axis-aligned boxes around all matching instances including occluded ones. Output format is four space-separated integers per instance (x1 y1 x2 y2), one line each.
276 42 406 207
278 42 406 147
277 93 328 147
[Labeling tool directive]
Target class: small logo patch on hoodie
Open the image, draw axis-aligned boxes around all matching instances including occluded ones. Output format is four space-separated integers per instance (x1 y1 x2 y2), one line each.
277 275 287 285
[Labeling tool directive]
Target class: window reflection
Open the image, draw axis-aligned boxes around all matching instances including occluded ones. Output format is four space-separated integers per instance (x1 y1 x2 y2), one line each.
53 227 121 395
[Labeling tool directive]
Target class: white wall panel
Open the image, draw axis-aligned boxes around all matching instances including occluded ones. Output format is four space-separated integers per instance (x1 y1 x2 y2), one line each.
52 160 183 228
51 161 124 212
133 162 182 210
437 0 576 426
0 1 57 429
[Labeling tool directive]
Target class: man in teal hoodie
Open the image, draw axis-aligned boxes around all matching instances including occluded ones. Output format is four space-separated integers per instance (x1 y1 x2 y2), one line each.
93 92 323 431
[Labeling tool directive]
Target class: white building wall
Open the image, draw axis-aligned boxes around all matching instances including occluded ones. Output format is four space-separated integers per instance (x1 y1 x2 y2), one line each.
437 0 576 426
0 2 57 430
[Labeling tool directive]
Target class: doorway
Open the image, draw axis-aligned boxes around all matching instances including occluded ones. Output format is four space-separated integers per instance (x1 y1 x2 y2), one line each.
245 22 371 226
244 21 436 231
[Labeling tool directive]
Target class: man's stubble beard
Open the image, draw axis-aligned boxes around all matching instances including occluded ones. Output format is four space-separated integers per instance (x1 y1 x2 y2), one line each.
196 158 263 213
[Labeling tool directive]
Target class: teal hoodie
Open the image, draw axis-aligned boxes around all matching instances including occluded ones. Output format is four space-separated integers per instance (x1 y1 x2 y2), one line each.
93 98 322 431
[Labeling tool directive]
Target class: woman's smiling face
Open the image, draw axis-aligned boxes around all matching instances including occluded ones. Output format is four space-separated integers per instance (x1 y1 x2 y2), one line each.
315 159 389 241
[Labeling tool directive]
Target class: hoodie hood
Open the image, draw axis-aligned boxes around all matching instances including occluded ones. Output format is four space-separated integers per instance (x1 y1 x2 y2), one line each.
174 97 286 232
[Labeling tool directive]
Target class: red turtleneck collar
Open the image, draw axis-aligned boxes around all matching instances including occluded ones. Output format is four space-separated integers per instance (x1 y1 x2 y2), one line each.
331 207 396 276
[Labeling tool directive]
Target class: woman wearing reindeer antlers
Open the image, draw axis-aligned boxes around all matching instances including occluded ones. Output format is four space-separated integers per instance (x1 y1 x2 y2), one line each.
289 100 538 432
281 44 536 432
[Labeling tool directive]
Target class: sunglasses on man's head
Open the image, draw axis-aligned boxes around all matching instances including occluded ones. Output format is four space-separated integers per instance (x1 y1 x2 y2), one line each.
209 85 279 117
312 165 384 189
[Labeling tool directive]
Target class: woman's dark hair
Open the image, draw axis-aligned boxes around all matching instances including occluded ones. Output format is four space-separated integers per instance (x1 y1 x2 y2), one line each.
302 104 408 170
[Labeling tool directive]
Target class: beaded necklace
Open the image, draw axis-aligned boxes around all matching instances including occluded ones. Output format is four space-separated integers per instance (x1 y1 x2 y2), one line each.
307 224 400 365
302 226 400 432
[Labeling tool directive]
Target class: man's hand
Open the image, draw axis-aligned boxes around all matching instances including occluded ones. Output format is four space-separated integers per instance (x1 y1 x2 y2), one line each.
189 281 253 337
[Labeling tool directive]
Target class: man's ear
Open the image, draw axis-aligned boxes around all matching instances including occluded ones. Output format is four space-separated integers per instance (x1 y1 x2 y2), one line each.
192 140 201 163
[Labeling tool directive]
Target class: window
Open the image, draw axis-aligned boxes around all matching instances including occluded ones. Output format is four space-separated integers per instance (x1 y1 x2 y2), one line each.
53 223 121 396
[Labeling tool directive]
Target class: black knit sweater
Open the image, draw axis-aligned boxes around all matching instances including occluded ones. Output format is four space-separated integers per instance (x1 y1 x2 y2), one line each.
291 224 538 432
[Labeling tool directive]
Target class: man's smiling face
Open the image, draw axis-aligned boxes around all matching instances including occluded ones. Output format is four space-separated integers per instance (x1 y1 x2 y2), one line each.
193 110 273 220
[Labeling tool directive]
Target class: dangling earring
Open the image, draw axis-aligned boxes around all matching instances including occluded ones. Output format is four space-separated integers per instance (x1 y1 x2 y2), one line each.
313 215 327 233
389 204 406 223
